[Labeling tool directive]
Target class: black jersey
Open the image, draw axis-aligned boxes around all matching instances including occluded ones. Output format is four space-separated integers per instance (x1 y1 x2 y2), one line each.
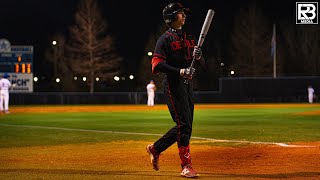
151 28 196 74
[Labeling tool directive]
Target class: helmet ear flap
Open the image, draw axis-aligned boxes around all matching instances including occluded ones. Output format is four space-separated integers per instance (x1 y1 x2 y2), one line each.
164 13 177 24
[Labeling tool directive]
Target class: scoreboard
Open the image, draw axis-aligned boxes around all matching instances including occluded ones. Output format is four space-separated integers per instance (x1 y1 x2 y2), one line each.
0 39 33 73
0 39 33 92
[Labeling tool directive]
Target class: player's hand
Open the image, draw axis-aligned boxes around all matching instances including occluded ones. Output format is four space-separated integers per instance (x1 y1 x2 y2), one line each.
180 67 196 80
193 46 202 60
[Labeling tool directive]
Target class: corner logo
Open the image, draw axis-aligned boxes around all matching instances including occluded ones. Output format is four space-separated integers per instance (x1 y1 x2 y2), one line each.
296 2 318 24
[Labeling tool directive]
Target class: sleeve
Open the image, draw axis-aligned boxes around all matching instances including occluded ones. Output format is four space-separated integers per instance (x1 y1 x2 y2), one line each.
151 36 180 75
151 36 167 74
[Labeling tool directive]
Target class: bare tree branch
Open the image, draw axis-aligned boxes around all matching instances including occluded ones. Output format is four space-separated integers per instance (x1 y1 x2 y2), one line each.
66 0 123 93
231 2 272 77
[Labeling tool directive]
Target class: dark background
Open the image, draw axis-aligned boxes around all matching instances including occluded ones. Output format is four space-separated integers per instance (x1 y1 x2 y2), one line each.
0 0 296 84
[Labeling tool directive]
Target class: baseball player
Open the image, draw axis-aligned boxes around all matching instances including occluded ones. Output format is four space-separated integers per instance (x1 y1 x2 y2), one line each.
146 80 156 106
307 85 315 103
0 73 12 114
146 3 203 178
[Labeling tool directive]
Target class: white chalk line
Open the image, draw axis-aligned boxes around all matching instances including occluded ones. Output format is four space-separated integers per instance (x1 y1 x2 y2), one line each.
0 123 317 148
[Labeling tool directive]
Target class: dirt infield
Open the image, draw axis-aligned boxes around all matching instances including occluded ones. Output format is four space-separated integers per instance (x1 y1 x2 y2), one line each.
9 103 320 113
0 141 319 179
1 104 320 179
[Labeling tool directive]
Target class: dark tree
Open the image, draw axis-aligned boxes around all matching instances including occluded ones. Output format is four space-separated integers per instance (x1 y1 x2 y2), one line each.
230 2 272 77
279 24 320 76
67 0 122 93
45 34 77 91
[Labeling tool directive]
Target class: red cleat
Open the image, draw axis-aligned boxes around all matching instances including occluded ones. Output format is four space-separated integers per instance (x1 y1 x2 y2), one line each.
146 144 160 171
179 146 198 178
180 165 198 178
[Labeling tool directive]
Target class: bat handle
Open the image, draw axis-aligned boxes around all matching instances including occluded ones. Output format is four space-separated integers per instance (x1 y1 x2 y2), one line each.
189 57 196 69
184 56 197 85
189 42 201 69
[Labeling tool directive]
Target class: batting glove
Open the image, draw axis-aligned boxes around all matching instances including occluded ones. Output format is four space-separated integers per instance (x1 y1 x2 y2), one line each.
193 46 202 60
180 67 196 80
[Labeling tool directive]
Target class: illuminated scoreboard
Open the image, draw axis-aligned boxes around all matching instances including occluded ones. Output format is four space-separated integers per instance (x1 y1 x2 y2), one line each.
0 39 33 92
0 39 33 73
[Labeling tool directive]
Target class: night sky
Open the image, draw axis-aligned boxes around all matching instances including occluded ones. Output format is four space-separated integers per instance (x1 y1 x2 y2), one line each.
1 0 295 78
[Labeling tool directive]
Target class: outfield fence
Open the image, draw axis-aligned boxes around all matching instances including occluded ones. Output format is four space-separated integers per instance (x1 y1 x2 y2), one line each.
10 91 221 105
10 76 319 104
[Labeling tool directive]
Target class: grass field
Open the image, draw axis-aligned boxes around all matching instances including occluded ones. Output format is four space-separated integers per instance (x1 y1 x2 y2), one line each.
0 104 319 179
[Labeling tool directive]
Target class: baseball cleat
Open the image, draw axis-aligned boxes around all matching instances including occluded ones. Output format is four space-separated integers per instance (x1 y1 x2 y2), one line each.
146 144 160 171
180 165 198 178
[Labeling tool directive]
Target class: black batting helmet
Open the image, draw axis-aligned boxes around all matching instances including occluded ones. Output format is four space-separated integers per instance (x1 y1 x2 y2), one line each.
163 3 189 25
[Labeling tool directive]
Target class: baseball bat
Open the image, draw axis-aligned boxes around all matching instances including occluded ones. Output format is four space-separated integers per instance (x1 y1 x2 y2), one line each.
189 9 215 69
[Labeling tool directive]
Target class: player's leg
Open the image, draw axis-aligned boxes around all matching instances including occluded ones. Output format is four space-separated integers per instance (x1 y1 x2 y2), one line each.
152 84 182 152
147 95 151 106
0 94 4 113
309 94 313 103
146 125 177 171
4 94 9 113
164 78 197 177
150 94 154 106
146 79 178 170
179 83 198 178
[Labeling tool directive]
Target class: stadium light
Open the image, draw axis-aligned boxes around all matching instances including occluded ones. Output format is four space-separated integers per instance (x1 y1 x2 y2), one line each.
83 77 87 81
74 76 77 80
114 76 120 81
52 40 57 46
147 52 153 56
96 77 99 81
34 77 38 82
56 78 60 83
230 70 235 75
129 75 134 80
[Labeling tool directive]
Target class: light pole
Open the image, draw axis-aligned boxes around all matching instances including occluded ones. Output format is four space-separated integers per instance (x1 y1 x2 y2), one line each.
52 40 58 80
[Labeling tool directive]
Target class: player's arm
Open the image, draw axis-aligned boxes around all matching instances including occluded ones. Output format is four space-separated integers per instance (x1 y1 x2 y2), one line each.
10 80 17 88
151 38 194 78
151 37 179 75
192 35 205 65
192 46 205 75
153 58 194 79
152 59 179 75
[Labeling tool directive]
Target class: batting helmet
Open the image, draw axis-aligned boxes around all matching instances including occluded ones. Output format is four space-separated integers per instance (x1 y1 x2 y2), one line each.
163 2 189 25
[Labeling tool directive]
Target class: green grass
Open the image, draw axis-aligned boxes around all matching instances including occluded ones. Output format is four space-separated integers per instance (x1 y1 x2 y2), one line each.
0 105 319 148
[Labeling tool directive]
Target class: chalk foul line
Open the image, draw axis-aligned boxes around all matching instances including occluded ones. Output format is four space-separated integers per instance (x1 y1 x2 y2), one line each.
0 123 317 148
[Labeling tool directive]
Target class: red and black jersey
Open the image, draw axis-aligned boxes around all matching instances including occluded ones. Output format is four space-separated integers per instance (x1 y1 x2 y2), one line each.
151 28 197 74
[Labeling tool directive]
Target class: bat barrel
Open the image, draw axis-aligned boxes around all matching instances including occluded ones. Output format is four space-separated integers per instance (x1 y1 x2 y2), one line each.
190 9 215 69
198 9 215 47
185 9 215 85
